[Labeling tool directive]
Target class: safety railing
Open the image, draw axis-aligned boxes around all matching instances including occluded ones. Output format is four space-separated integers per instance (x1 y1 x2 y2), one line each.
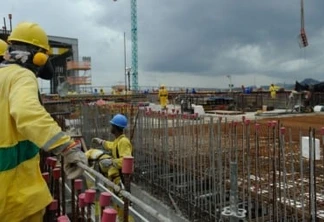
41 152 171 222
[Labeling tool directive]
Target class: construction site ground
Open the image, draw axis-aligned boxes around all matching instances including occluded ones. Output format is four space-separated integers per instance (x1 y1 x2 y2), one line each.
257 113 324 129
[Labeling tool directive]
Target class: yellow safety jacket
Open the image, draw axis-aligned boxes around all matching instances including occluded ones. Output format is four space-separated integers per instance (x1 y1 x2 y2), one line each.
158 89 168 108
102 134 133 185
85 148 111 189
269 85 278 99
0 64 72 222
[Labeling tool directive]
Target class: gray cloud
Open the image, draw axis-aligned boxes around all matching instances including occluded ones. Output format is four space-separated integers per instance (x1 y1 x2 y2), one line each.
131 0 324 81
2 0 324 89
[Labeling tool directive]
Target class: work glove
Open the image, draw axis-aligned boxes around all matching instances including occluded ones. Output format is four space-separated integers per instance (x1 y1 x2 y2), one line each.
62 142 88 179
99 159 113 168
92 137 105 145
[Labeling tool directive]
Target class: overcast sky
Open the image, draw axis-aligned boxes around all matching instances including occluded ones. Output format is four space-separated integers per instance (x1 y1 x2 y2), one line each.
1 0 324 90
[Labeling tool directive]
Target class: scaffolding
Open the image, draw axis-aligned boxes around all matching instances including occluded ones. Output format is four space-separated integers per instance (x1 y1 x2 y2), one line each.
66 56 92 86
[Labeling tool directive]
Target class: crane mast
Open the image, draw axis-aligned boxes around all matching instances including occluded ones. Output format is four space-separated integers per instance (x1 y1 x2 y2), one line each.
299 0 308 47
114 0 139 92
130 0 139 92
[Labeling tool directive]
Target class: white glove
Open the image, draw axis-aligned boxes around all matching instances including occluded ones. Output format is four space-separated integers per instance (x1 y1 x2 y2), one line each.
62 142 88 179
99 159 113 168
92 137 105 145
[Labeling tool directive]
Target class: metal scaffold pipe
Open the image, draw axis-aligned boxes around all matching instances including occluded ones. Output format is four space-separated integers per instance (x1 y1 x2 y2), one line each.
221 161 246 221
77 162 172 222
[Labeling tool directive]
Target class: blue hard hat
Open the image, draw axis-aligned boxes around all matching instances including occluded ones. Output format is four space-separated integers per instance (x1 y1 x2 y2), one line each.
110 114 128 129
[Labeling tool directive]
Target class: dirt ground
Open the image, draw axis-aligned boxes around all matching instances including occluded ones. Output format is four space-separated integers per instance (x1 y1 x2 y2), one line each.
257 113 324 139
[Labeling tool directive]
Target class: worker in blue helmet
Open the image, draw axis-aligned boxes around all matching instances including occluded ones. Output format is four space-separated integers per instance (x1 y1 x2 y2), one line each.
92 114 133 221
92 114 133 187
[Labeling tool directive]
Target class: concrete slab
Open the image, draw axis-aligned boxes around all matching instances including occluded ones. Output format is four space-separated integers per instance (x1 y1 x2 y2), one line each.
131 183 189 222
255 109 292 117
206 110 244 115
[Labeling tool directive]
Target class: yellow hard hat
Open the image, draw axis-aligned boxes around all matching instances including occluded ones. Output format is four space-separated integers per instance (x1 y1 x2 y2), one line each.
161 84 165 88
0 39 8 56
8 22 50 51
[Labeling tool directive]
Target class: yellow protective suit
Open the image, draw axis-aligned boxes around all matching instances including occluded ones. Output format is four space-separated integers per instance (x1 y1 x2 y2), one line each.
0 64 72 222
85 148 111 189
269 85 277 99
158 87 168 109
102 134 133 221
102 134 132 186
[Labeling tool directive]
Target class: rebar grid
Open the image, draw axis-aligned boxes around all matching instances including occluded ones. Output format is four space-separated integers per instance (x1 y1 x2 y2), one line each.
132 111 324 222
78 105 324 222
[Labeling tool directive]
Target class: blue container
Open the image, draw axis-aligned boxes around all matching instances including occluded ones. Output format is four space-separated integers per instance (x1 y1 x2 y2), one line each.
244 87 251 94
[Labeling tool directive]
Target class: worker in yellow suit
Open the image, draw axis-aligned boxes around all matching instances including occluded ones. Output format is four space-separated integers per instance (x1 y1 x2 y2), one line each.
158 84 168 109
92 114 133 221
92 114 132 189
269 83 277 99
0 39 8 63
0 21 87 222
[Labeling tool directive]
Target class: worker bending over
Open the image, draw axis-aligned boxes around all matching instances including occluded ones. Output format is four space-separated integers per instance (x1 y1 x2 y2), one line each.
0 22 87 222
158 84 168 110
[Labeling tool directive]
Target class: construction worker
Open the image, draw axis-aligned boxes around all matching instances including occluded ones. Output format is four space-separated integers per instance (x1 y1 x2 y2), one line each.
269 83 277 99
0 39 8 63
303 90 312 112
158 84 168 110
92 114 133 188
0 21 87 222
92 114 133 221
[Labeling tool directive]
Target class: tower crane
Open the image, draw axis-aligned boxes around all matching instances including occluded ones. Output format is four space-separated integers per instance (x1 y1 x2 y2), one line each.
299 0 308 48
114 0 139 92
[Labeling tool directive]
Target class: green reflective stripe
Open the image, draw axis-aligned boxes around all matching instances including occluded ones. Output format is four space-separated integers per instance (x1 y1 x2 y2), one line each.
0 140 39 172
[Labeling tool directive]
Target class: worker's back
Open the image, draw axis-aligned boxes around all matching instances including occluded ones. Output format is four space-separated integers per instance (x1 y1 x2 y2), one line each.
0 64 52 222
0 64 36 140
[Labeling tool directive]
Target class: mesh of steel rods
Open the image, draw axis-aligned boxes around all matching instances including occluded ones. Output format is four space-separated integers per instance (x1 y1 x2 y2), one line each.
80 104 136 144
40 104 160 222
128 110 324 222
76 105 324 221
